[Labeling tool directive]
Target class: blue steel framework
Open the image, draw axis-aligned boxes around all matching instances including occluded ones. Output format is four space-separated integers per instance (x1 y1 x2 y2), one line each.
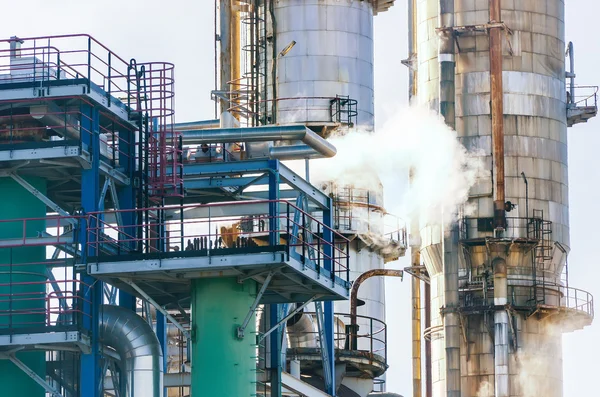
0 35 345 397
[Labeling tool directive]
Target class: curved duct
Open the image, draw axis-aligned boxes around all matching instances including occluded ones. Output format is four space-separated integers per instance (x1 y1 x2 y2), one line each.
287 307 318 348
180 124 337 159
100 305 164 397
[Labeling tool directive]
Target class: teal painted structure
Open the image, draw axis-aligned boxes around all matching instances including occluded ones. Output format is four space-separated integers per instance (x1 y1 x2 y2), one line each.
191 277 258 396
0 177 47 396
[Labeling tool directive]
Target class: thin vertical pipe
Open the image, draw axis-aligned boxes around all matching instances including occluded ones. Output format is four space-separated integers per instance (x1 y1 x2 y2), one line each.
490 0 506 229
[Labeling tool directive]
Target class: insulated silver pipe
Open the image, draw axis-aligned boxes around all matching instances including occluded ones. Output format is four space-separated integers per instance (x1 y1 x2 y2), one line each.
493 258 509 397
443 222 461 397
567 42 575 105
100 305 164 397
30 104 80 140
286 308 318 348
269 145 332 160
180 125 337 158
172 119 220 131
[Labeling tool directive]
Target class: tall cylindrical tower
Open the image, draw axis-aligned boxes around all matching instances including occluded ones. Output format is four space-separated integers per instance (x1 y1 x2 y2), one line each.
414 1 594 396
273 0 375 128
267 1 399 395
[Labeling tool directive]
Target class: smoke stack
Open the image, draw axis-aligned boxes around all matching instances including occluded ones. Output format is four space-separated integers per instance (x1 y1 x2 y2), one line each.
9 36 23 58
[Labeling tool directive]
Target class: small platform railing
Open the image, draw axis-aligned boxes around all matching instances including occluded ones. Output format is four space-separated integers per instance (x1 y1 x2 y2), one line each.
0 274 92 336
86 200 351 285
0 34 138 106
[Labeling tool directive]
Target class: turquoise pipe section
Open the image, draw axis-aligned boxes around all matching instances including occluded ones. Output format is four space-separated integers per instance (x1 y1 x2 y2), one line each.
0 177 47 396
191 277 257 396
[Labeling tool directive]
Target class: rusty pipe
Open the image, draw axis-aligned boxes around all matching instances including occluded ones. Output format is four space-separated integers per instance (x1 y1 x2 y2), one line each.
489 0 506 229
349 269 403 349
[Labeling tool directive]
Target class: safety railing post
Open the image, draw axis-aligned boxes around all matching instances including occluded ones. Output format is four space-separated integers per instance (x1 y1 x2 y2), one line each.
286 203 290 259
87 36 92 93
346 240 350 283
370 317 373 356
107 52 112 107
317 223 321 267
331 235 336 281
302 211 306 265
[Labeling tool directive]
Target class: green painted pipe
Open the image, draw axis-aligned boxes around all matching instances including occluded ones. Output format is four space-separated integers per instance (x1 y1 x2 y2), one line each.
0 177 47 396
191 277 257 396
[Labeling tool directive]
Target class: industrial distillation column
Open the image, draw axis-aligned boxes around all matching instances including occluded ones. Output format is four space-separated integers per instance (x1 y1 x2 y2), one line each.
0 177 47 397
416 0 594 396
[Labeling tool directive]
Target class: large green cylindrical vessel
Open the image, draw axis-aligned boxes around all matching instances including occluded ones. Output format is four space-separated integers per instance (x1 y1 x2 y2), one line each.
0 177 47 396
191 277 257 396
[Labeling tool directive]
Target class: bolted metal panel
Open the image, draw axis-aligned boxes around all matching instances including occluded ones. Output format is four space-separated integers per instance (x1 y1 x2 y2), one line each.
415 0 578 396
274 0 376 128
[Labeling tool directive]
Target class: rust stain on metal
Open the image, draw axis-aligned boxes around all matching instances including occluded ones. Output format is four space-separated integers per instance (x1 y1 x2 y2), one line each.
350 269 403 348
490 0 506 227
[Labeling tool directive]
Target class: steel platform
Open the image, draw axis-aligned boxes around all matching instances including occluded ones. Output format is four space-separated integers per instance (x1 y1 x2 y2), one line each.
87 247 350 306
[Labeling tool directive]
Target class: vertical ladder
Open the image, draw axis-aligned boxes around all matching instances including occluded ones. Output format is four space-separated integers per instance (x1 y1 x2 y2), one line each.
532 209 553 304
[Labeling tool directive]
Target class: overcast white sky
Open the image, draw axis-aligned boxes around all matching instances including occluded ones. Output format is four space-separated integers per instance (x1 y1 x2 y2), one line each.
2 1 597 396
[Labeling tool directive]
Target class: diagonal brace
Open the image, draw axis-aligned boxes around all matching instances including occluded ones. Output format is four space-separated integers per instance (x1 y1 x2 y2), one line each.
237 272 274 339
258 295 321 343
1 353 64 397
123 279 191 340
10 173 76 225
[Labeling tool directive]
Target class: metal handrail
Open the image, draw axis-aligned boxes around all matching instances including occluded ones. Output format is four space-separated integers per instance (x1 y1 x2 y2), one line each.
459 216 552 241
294 312 388 362
571 85 598 107
459 278 594 319
86 199 351 284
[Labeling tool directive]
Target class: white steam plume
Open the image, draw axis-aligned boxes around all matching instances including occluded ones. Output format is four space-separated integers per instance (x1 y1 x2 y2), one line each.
303 105 483 226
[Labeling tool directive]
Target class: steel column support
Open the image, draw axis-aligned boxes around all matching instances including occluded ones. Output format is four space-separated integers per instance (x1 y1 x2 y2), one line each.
2 353 64 397
79 103 102 397
268 160 280 246
116 125 136 311
321 200 336 396
156 311 168 397
269 304 283 397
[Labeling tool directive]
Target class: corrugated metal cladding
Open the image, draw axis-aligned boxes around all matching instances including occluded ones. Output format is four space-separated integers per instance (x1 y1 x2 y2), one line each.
274 0 375 128
417 0 571 396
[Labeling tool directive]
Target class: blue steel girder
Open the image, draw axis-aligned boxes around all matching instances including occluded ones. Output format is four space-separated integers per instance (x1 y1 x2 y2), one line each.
79 103 103 397
181 159 329 209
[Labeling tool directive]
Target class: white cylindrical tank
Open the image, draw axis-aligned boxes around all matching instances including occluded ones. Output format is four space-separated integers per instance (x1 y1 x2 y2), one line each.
273 0 375 128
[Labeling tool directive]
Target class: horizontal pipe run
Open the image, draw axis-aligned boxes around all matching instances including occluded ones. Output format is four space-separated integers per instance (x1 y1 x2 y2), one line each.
172 119 220 131
269 145 334 159
180 125 337 158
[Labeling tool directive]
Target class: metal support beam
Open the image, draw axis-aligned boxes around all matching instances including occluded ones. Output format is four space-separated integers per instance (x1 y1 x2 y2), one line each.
108 178 124 228
124 279 191 340
258 295 320 342
237 272 274 339
1 353 64 397
315 301 333 394
10 173 76 224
